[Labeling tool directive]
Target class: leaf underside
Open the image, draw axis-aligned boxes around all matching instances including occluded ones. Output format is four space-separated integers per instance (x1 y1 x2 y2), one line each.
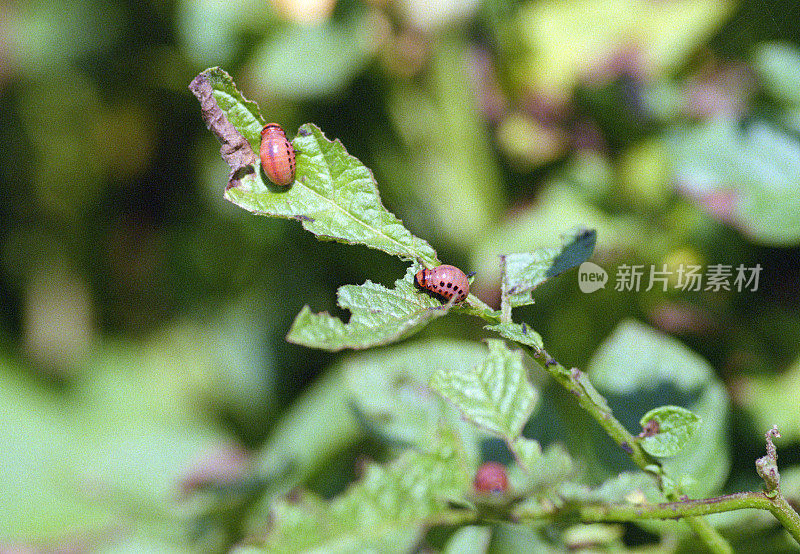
503 227 596 308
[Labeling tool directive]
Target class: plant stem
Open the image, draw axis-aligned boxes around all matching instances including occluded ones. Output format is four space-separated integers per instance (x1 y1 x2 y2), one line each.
527 347 650 468
517 343 733 553
754 426 800 542
465 294 501 322
499 258 512 324
514 489 799 547
516 491 767 522
684 516 733 554
768 494 800 543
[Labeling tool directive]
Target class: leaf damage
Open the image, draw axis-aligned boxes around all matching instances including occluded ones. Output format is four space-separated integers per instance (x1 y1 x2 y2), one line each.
188 68 259 190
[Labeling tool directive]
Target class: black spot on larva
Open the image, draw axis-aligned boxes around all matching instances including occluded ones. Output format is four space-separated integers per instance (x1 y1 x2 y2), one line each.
440 281 445 287
446 283 452 288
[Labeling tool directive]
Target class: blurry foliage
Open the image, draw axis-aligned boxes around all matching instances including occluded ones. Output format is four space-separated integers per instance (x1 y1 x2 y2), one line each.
2 0 800 551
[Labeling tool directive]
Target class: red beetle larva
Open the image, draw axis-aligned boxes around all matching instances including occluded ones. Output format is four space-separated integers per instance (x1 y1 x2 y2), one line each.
414 264 470 303
474 461 508 494
260 123 296 186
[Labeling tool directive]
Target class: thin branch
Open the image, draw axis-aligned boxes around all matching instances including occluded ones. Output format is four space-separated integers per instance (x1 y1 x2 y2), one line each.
515 491 770 522
768 494 800 543
512 342 733 553
499 256 512 324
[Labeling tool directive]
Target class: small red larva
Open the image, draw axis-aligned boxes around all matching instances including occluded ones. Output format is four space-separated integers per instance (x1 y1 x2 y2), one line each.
260 123 296 186
414 264 469 303
474 461 508 494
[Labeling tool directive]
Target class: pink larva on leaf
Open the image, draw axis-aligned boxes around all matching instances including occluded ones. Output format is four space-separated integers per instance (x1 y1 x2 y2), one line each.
414 264 470 303
260 123 296 186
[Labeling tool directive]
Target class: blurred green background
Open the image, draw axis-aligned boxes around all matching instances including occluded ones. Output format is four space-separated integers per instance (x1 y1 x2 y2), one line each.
2 0 800 551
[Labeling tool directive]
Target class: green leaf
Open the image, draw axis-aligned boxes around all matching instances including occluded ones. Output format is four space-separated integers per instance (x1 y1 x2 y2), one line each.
340 338 489 458
668 117 800 246
0 335 238 548
502 228 596 308
226 122 438 264
486 322 544 353
258 439 472 553
543 473 664 527
562 524 624 548
753 41 800 107
192 66 264 150
638 406 701 458
590 472 664 504
590 320 716 393
442 526 492 554
430 340 538 441
471 184 645 290
286 266 449 352
190 68 437 263
487 524 552 552
507 443 575 498
509 437 542 473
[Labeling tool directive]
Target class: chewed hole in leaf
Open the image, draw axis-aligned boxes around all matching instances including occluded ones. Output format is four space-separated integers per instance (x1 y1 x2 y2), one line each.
286 266 454 352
